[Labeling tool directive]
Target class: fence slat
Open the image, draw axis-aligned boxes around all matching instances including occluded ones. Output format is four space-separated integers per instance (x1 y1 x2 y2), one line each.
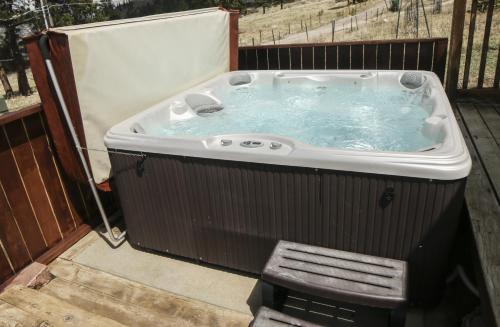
302 47 314 69
364 44 377 69
477 0 495 88
325 46 338 69
291 47 301 69
247 49 258 70
257 48 268 70
377 44 390 69
338 45 350 69
314 46 326 69
418 42 433 71
495 48 500 88
351 45 363 69
238 48 247 71
463 0 478 89
238 39 448 81
433 39 448 83
24 114 76 236
268 48 279 70
0 127 47 259
390 43 404 70
0 186 31 271
0 250 13 282
404 42 419 70
279 48 290 70
4 121 61 247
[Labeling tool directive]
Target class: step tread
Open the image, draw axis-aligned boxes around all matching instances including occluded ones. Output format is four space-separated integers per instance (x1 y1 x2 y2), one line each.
0 286 126 327
41 278 184 327
0 300 52 327
48 258 251 327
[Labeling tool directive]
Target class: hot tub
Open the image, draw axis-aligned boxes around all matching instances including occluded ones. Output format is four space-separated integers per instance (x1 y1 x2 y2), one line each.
105 70 471 304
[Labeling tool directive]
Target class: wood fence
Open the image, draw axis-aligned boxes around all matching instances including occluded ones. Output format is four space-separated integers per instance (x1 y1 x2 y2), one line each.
0 104 97 286
238 38 448 83
447 0 499 96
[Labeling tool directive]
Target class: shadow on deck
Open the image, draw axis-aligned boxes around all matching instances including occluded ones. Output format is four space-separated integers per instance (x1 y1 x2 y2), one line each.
454 93 500 326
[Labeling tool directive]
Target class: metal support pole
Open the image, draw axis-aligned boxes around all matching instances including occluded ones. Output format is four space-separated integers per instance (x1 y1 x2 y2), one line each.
39 35 126 246
39 0 49 30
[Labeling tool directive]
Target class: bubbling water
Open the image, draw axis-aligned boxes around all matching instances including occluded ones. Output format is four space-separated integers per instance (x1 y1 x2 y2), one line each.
158 84 436 152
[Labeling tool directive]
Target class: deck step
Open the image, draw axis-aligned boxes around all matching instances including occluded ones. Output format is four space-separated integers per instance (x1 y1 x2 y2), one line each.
263 240 407 309
0 286 126 327
40 278 180 327
0 300 52 327
251 306 322 327
48 258 251 326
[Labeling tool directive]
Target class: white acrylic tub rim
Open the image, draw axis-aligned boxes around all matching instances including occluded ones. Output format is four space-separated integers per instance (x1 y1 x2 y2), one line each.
105 70 471 180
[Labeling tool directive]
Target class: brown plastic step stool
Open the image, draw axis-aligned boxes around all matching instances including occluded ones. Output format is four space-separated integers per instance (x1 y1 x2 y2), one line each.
261 241 408 326
251 306 322 327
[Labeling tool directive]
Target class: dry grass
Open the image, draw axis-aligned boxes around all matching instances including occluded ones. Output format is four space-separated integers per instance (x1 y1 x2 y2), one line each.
240 0 500 88
239 0 381 45
1 69 41 113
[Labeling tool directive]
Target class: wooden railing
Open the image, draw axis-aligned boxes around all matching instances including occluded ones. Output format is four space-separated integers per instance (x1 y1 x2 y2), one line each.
238 38 448 83
0 104 96 286
447 0 499 96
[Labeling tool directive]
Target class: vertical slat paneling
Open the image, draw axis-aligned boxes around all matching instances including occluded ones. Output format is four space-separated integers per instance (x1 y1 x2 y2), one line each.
23 114 76 236
0 126 47 259
247 49 258 70
364 44 377 69
433 39 448 83
0 107 98 285
0 250 13 282
4 121 60 247
351 44 363 69
313 46 325 69
377 44 390 69
238 48 247 70
111 152 465 304
290 47 301 69
239 39 448 78
302 47 314 69
390 43 404 70
0 182 32 271
418 41 434 71
268 48 279 70
257 48 268 70
404 42 419 70
338 45 350 69
325 46 338 69
278 48 290 70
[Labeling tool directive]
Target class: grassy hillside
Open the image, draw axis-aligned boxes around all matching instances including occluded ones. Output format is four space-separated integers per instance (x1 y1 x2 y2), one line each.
239 0 500 88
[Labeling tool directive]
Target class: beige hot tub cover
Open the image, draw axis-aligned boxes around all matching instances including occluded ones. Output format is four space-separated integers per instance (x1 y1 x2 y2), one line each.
52 8 230 183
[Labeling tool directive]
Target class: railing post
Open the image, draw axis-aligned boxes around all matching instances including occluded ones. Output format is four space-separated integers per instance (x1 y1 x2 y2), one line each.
445 0 467 99
229 10 240 71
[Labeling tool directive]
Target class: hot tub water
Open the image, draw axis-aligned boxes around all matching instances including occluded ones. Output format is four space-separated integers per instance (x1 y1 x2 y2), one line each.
157 84 435 152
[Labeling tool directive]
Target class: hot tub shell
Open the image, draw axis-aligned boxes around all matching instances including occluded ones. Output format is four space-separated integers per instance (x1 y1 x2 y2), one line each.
105 70 471 304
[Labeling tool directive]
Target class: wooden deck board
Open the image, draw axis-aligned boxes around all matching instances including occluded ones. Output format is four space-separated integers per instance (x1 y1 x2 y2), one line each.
455 97 500 325
40 278 181 327
0 286 126 327
0 259 251 327
47 258 251 327
0 300 49 327
476 103 500 146
457 102 500 200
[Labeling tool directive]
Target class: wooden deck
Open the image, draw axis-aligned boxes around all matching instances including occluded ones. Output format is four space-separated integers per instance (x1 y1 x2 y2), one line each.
454 93 500 325
0 258 252 327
